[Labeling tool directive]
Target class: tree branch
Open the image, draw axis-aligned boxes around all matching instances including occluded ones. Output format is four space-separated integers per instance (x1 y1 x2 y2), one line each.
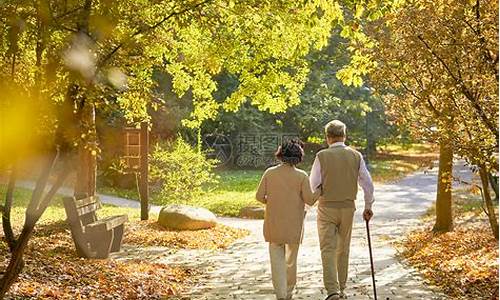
47 0 80 33
26 151 59 214
417 34 499 138
32 158 71 222
473 0 498 79
391 67 442 118
96 0 213 69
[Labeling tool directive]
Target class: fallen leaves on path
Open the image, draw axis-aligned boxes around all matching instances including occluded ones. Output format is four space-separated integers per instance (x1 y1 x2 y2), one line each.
398 214 498 300
124 220 250 250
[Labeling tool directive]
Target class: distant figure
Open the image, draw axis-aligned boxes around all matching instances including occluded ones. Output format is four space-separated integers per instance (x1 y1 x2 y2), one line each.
310 120 375 300
256 139 319 300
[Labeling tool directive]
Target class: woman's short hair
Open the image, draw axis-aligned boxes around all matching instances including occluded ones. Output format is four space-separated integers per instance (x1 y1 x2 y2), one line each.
275 139 304 165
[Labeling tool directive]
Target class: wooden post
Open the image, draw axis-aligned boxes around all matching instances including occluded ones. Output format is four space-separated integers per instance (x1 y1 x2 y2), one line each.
139 122 149 220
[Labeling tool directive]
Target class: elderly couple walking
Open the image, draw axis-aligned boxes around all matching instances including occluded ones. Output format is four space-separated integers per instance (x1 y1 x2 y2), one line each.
256 120 375 300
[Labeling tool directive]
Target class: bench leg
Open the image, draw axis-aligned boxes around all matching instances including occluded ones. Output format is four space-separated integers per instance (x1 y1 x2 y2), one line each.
90 230 113 259
110 224 124 253
75 241 93 258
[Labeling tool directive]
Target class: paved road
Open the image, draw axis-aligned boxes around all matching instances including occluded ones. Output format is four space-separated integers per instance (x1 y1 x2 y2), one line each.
15 180 163 214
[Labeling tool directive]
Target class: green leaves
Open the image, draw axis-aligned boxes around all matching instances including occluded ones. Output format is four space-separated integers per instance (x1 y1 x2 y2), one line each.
149 137 218 203
1 0 381 136
336 49 376 87
155 0 349 125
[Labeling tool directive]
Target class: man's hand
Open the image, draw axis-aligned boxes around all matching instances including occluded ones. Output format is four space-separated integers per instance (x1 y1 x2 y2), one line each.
363 209 373 222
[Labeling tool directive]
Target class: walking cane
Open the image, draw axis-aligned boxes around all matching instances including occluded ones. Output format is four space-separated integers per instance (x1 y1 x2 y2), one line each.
365 219 377 300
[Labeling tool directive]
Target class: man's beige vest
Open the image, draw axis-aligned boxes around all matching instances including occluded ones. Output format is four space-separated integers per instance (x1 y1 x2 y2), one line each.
317 145 361 208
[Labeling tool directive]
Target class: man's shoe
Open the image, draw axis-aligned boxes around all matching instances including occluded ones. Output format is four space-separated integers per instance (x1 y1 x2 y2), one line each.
339 291 347 299
325 293 340 300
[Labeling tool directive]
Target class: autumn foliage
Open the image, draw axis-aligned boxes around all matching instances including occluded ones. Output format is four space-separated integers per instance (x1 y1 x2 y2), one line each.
398 199 499 299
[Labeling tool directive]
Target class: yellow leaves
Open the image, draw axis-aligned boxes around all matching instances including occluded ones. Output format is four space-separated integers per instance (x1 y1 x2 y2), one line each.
90 14 117 40
355 4 365 19
398 215 498 298
124 220 249 250
469 185 482 195
367 0 498 169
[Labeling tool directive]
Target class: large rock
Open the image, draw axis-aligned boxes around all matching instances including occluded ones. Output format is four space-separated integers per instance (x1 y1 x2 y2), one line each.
158 204 217 230
239 206 265 219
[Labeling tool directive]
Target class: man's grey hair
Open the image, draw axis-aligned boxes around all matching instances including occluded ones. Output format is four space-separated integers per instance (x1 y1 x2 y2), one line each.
324 120 346 138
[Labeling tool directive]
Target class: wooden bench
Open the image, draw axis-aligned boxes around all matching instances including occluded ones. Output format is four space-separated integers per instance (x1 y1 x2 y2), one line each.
63 196 128 259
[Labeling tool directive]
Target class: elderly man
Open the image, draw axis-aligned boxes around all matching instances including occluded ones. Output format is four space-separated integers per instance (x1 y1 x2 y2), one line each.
310 120 374 300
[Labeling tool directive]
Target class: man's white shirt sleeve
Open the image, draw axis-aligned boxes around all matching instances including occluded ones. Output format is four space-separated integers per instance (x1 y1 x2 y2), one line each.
309 156 322 192
359 155 374 210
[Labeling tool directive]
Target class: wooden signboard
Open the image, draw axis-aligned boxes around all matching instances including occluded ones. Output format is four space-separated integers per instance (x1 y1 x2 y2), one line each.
123 122 149 220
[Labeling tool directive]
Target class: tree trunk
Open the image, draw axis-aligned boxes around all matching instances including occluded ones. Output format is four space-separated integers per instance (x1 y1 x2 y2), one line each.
488 173 499 202
0 225 30 297
74 0 96 199
479 166 499 240
432 139 454 232
3 166 17 251
365 112 377 159
74 101 97 198
367 138 377 157
0 153 70 298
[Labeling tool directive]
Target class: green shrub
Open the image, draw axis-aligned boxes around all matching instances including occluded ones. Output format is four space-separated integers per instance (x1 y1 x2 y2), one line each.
150 137 218 204
99 158 137 189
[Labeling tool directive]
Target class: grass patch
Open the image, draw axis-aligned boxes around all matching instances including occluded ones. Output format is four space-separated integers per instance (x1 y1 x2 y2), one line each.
369 143 438 183
98 185 140 201
398 187 499 299
98 144 438 217
184 169 263 217
143 169 264 217
0 185 247 248
369 159 421 183
99 170 264 217
424 187 490 219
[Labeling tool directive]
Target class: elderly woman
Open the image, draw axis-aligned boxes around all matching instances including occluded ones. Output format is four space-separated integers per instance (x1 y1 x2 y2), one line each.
256 139 319 300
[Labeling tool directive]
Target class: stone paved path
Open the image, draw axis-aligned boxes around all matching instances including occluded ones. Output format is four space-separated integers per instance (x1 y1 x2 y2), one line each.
153 163 474 300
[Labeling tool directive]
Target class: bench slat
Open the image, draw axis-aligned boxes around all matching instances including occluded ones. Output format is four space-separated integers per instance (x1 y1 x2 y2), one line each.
63 196 128 258
74 196 99 208
76 202 101 216
86 215 128 232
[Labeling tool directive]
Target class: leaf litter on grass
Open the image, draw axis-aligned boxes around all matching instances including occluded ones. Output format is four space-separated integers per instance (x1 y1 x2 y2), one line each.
1 218 248 299
397 213 498 300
